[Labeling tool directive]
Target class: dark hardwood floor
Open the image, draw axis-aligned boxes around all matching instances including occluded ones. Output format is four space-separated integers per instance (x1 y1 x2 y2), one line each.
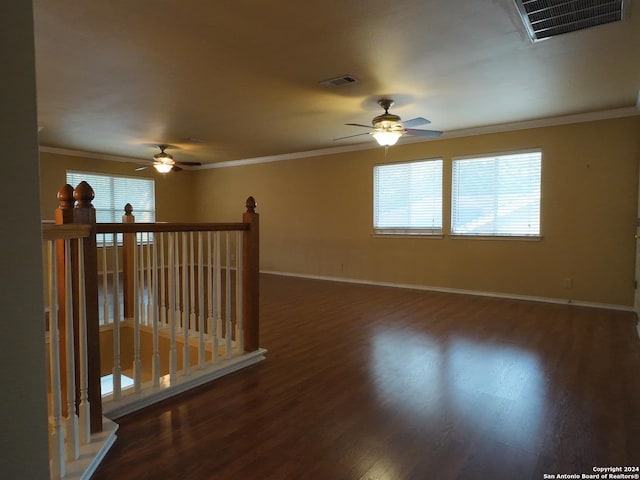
91 274 640 479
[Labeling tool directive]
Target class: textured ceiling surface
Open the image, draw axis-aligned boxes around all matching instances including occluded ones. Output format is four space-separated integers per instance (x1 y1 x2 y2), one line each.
33 0 640 166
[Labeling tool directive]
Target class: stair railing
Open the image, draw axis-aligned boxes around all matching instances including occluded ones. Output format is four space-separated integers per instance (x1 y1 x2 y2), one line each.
53 181 259 425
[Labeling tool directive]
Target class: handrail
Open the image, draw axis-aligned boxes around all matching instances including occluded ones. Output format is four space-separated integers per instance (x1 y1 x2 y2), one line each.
51 181 260 432
43 181 261 477
96 222 249 234
42 223 92 241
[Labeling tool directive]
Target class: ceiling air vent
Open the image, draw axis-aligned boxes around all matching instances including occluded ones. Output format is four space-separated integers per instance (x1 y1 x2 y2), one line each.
514 0 627 42
319 75 360 87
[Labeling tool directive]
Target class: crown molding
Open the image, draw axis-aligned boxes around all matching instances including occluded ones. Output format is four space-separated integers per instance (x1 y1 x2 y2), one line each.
39 145 148 164
200 105 640 169
39 105 640 169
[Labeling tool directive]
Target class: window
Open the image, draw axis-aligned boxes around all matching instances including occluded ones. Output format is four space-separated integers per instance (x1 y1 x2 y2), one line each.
451 150 541 237
373 159 443 235
66 171 156 223
66 171 155 244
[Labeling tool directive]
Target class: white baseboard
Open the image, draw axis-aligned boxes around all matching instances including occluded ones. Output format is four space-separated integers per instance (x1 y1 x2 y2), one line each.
64 417 118 480
261 270 634 312
103 349 267 419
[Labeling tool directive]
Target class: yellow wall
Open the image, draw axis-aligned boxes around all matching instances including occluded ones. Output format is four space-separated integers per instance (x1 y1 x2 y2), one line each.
38 117 640 307
192 117 640 307
39 151 198 222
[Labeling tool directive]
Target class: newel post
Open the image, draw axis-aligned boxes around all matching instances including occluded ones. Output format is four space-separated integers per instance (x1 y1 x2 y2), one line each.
72 182 103 433
122 203 136 318
242 196 259 352
54 185 75 419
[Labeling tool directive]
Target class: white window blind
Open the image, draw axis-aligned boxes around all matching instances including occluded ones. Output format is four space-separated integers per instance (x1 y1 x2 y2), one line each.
66 171 156 223
451 151 541 236
374 159 443 235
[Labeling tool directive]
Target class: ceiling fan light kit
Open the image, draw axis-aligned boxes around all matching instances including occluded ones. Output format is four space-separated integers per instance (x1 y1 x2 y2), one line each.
154 162 173 173
337 98 442 148
134 144 203 173
372 129 402 146
153 145 176 173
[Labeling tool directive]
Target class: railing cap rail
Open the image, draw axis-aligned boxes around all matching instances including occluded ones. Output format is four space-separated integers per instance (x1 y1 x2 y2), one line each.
96 222 250 234
42 223 92 241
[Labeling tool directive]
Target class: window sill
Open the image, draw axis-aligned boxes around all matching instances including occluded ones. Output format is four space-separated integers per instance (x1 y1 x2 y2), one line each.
449 235 543 241
372 233 444 239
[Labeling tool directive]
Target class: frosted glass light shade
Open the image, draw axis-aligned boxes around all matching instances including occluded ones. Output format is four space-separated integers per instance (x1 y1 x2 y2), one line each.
154 163 173 173
372 130 402 146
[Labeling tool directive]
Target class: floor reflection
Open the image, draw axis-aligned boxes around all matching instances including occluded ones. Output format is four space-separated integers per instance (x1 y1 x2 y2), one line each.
371 329 547 450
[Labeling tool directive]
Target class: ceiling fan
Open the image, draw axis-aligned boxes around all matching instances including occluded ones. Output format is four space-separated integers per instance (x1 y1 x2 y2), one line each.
136 145 202 173
336 99 442 147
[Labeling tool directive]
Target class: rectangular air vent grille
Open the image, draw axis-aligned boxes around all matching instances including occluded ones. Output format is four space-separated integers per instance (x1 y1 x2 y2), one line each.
514 0 627 42
319 75 360 87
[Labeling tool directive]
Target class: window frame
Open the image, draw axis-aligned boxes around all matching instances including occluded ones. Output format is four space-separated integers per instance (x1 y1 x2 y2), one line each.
450 149 542 239
65 170 156 245
373 157 444 237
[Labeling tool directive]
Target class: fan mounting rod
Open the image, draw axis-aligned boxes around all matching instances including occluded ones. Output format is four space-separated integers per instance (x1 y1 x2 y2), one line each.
373 99 402 128
378 99 394 112
154 144 174 162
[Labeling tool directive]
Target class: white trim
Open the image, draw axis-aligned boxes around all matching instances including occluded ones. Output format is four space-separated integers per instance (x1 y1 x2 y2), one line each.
102 349 267 419
39 106 640 170
63 416 118 480
261 270 635 312
40 145 148 164
372 233 444 239
448 234 543 241
67 168 155 182
193 106 640 169
451 147 542 162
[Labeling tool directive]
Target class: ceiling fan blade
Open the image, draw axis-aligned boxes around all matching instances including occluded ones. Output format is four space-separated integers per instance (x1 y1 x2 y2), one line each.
404 128 442 138
174 161 202 166
345 123 374 129
135 166 149 171
334 132 371 141
402 117 431 128
172 166 183 172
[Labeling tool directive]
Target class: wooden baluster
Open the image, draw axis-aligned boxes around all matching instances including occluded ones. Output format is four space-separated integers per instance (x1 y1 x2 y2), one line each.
122 203 135 319
207 232 216 364
77 239 91 445
168 232 177 382
112 233 122 400
146 231 153 326
182 232 190 374
243 196 260 352
152 233 160 387
47 240 65 478
159 233 167 329
63 238 79 461
197 232 205 369
225 232 232 359
133 234 141 393
235 231 244 353
189 232 196 338
138 232 145 326
101 235 109 325
72 181 102 433
215 231 222 347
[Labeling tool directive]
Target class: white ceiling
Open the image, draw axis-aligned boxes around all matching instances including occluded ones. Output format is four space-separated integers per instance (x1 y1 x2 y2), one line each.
33 0 640 167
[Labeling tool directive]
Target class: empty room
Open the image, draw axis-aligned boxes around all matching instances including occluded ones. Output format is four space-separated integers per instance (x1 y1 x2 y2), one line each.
3 1 640 479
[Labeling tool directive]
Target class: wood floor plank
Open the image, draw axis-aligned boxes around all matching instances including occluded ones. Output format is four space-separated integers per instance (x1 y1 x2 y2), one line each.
91 274 640 479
